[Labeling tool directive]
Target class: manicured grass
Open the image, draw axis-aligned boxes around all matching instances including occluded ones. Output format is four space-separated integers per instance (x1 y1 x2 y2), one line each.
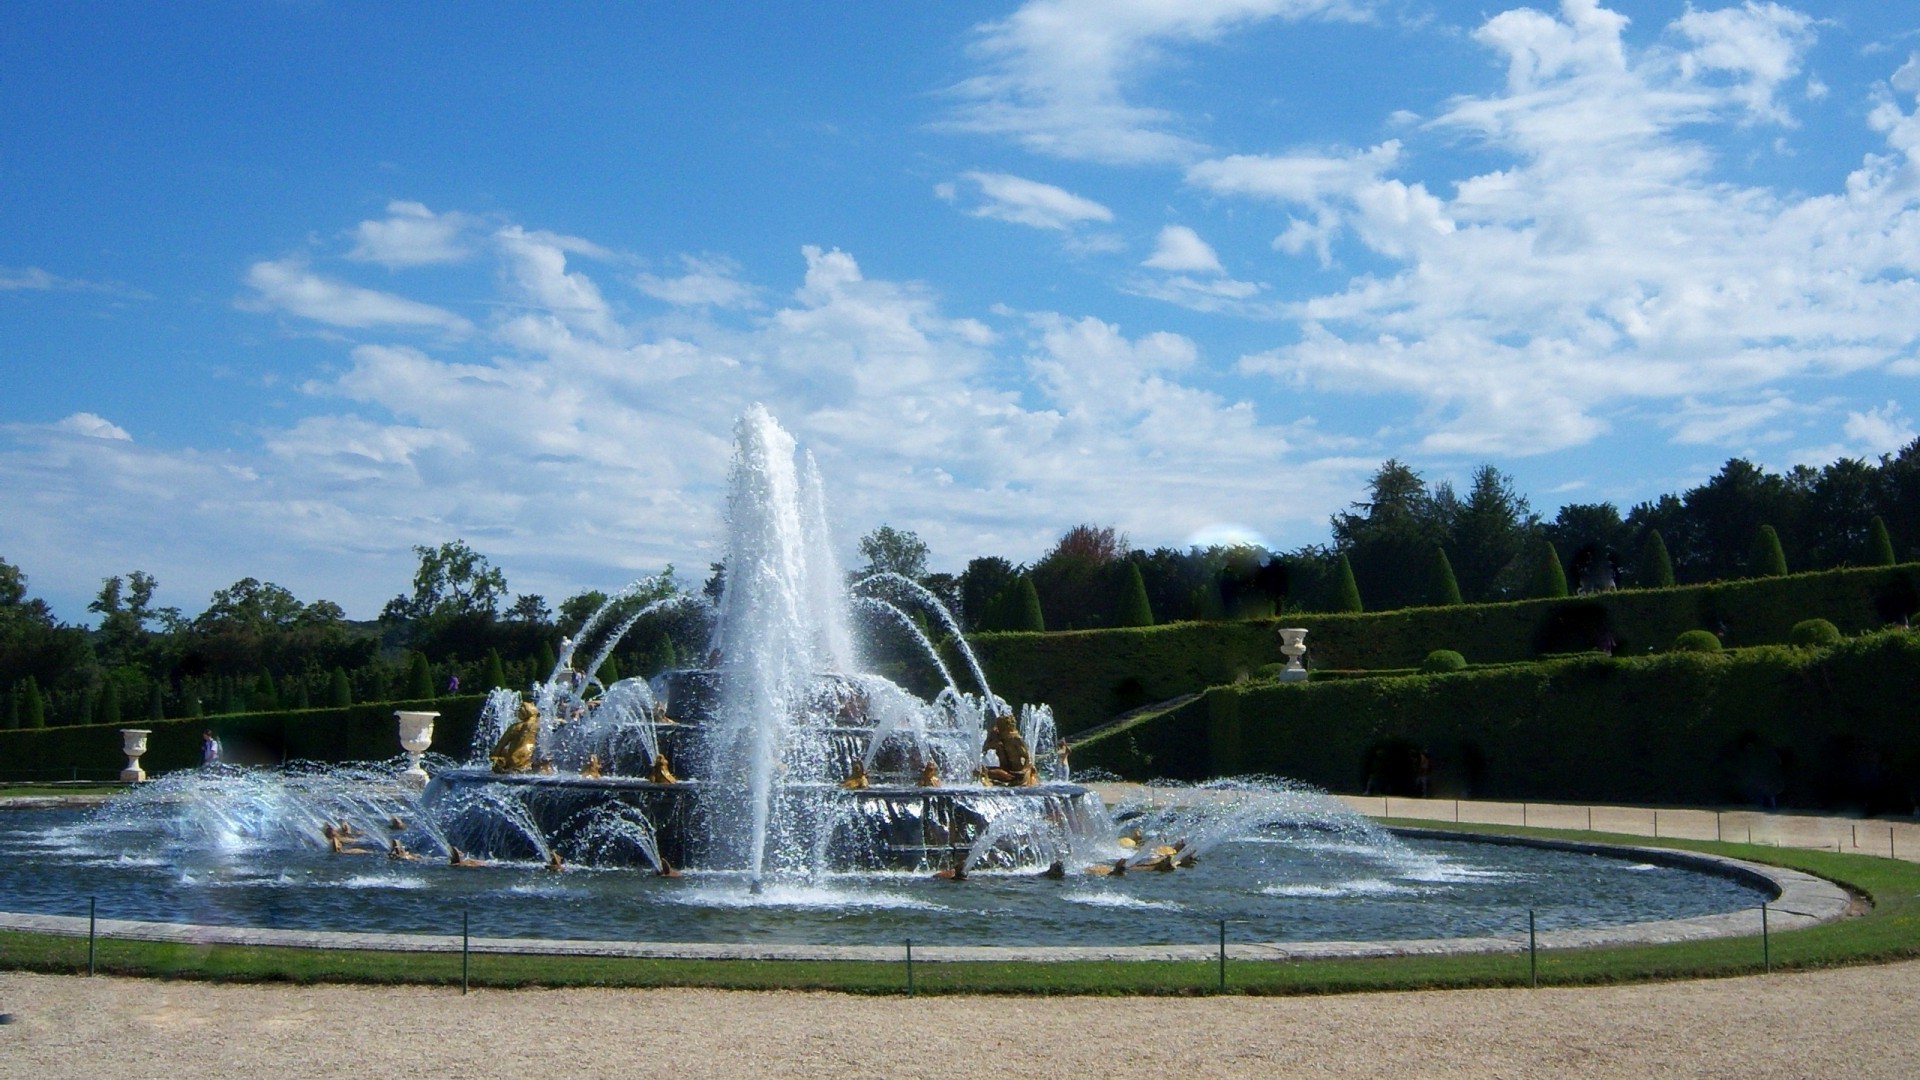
3 827 1917 996
0 784 126 799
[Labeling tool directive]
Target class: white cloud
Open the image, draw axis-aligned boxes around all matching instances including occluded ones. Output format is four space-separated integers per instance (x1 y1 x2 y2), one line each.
53 413 132 441
0 266 151 299
1665 395 1799 446
1142 225 1224 273
243 256 474 335
1187 141 1402 204
943 0 1370 164
635 255 759 308
1672 2 1818 124
347 201 476 267
941 171 1114 230
1843 401 1917 456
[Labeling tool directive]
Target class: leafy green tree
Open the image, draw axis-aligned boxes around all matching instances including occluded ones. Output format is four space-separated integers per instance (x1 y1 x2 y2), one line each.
1868 516 1896 566
1751 524 1789 577
1332 553 1364 613
3 683 16 729
482 649 508 690
1682 460 1798 582
1117 562 1154 627
407 652 434 700
856 525 930 582
506 593 552 624
959 557 1018 631
17 677 44 729
382 540 509 624
1636 529 1676 588
328 667 353 707
1332 461 1447 610
1030 525 1127 629
1529 538 1568 598
1426 544 1463 606
89 570 178 669
1451 465 1536 600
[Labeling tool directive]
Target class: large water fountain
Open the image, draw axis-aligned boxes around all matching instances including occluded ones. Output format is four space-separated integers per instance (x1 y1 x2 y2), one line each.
0 408 1816 952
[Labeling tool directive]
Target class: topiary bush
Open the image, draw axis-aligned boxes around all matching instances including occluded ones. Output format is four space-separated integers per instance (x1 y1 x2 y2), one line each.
1420 649 1467 674
1790 618 1841 647
1673 629 1722 653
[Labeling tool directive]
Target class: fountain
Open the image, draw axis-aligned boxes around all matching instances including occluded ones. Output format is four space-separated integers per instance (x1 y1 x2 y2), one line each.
426 406 1095 882
0 407 1809 954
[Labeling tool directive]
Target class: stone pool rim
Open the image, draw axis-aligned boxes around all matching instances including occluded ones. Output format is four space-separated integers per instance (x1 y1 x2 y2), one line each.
0 827 1853 963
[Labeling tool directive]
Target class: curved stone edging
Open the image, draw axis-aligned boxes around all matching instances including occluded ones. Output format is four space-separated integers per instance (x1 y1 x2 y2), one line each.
0 831 1854 963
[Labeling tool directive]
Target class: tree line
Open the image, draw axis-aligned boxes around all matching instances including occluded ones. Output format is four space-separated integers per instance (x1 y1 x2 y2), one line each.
3 441 1915 728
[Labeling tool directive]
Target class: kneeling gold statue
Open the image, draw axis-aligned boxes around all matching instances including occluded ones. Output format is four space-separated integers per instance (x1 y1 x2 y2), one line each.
490 701 543 774
840 760 870 790
648 749 680 785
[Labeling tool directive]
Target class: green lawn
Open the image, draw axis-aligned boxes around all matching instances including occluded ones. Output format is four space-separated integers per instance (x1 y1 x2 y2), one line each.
3 825 1916 996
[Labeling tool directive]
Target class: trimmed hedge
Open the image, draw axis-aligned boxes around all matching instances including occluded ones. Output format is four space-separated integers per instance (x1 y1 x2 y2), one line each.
967 564 1920 733
1674 630 1722 653
1420 650 1467 674
0 695 488 782
1073 632 1920 812
1792 618 1842 647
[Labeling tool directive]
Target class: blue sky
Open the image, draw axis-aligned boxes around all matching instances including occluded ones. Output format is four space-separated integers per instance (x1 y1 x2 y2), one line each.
4 0 1919 623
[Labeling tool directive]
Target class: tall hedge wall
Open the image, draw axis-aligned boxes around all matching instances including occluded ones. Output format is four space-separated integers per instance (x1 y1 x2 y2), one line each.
968 564 1920 734
1073 632 1920 813
0 695 488 782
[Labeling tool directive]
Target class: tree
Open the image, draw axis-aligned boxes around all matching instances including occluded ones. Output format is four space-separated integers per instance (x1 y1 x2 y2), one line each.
381 540 509 624
1332 553 1364 613
1426 544 1463 606
482 649 508 690
147 681 165 721
558 590 610 635
1636 529 1675 588
534 640 558 678
89 569 177 668
1117 562 1154 627
95 679 121 726
1452 466 1536 600
250 671 280 711
959 557 1018 631
1683 460 1797 582
856 525 930 582
1011 576 1045 632
1030 525 1128 630
1868 516 1896 567
1332 461 1447 610
506 594 552 624
1529 538 1568 598
1751 524 1789 577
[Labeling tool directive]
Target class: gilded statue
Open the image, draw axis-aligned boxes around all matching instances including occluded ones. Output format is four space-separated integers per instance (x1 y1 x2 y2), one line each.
490 700 542 774
648 749 680 785
840 760 870 790
981 714 1038 787
918 761 941 788
581 754 604 779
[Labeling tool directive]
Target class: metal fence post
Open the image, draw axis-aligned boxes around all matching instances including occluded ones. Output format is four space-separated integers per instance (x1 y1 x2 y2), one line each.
1218 919 1227 993
462 910 470 995
1761 904 1770 973
906 938 914 997
1528 909 1537 988
87 897 96 977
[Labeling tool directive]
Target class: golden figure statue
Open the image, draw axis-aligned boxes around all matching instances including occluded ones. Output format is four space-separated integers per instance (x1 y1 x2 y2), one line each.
322 822 373 855
654 702 677 725
840 760 870 790
489 700 543 774
918 761 941 788
448 846 489 868
648 749 680 785
981 714 1038 787
387 839 423 862
545 851 566 873
581 754 604 779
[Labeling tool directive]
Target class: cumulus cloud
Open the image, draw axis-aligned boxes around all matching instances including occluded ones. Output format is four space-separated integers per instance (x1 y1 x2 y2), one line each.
634 255 759 308
347 201 477 267
53 413 132 441
1 266 152 299
243 256 474 335
1142 225 1224 273
1843 401 1917 457
939 171 1114 230
1216 1 1920 457
943 0 1370 164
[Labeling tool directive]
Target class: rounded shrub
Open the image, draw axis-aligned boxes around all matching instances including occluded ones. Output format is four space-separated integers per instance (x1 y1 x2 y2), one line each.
1420 649 1467 674
1673 629 1722 653
1790 618 1841 647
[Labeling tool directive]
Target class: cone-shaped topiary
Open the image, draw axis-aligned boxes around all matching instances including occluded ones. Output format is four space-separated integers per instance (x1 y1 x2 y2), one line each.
1333 553 1364 613
251 671 279 712
18 677 44 729
1420 649 1467 673
1636 529 1675 588
328 667 353 707
1751 524 1788 577
1530 538 1568 598
147 682 165 721
1117 562 1154 627
96 680 122 726
1868 515 1896 567
1013 574 1046 632
600 655 621 684
407 651 434 700
482 649 507 690
535 641 557 679
1427 545 1462 606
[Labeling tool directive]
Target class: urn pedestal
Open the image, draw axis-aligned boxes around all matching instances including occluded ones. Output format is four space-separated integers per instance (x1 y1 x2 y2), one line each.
119 728 152 782
1277 628 1309 683
395 711 439 789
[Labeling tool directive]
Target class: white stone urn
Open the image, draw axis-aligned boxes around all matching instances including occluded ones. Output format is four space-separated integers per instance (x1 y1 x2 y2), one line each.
1277 628 1310 683
395 710 439 789
119 728 152 782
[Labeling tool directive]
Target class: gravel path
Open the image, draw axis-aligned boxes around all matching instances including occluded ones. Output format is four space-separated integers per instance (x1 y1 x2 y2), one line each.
3 962 1917 1078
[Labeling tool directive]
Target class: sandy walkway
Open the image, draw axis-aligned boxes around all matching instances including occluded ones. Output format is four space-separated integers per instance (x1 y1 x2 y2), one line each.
3 962 1917 1079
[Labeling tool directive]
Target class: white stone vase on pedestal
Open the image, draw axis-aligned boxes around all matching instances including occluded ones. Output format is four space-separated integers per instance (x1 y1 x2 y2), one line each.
1277 628 1310 683
119 728 152 782
395 711 439 789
